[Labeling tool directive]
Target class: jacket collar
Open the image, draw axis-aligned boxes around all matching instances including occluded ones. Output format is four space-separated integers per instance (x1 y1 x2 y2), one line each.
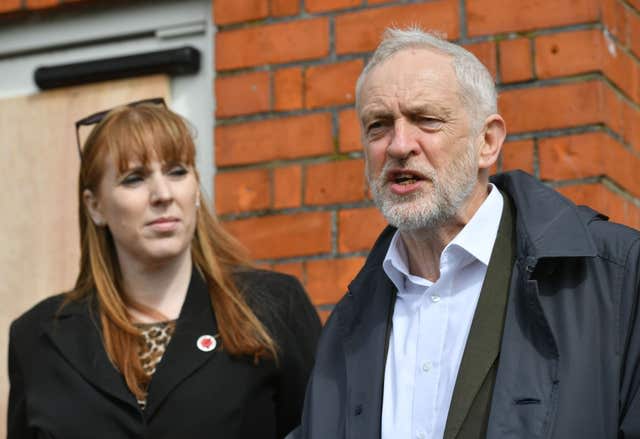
144 268 219 419
491 170 598 259
42 295 139 411
42 268 219 418
342 249 396 439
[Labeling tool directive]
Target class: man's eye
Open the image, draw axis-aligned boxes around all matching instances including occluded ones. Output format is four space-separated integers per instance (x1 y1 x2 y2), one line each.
417 117 444 130
366 121 388 136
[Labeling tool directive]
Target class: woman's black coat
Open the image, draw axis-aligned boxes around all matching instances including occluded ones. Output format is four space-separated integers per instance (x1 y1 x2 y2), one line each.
7 268 321 439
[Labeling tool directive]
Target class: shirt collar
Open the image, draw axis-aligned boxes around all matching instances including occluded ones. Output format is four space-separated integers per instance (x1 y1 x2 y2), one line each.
448 183 503 266
383 183 503 291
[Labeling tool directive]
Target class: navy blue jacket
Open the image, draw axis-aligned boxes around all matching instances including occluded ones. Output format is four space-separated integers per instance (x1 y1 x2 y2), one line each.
294 171 640 438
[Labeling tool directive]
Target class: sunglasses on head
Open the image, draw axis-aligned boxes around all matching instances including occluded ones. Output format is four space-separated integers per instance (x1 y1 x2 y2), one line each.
74 97 167 159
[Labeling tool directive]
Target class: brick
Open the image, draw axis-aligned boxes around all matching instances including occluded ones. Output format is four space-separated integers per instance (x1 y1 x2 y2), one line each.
215 169 270 214
464 41 497 79
213 0 268 25
601 85 640 151
26 0 58 9
216 18 329 70
536 29 603 78
601 0 626 41
215 71 270 118
305 60 363 109
216 113 333 166
271 0 299 16
305 257 366 304
274 67 303 111
602 45 640 104
629 9 640 58
601 83 625 136
338 109 362 152
306 0 360 12
623 101 640 153
335 1 459 55
273 165 302 209
305 160 367 205
224 212 332 259
539 132 640 198
0 0 20 13
499 81 602 133
628 0 640 11
501 139 534 174
338 207 388 252
273 261 304 281
367 0 397 3
499 38 532 83
558 184 640 230
535 29 603 79
467 0 599 36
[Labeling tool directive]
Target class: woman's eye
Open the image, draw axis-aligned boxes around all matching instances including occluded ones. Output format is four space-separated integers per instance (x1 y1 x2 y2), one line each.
168 165 188 177
121 173 144 186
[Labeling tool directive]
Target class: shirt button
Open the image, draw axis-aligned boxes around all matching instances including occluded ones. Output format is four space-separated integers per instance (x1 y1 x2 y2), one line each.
416 430 426 439
430 294 441 303
422 361 432 372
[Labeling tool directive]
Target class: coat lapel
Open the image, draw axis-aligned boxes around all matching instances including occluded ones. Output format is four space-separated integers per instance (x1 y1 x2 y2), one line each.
41 298 139 411
444 192 516 439
343 267 396 439
144 269 220 419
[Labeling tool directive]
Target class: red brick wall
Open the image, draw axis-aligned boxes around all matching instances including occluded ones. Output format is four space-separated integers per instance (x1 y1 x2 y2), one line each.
212 0 640 319
2 0 640 319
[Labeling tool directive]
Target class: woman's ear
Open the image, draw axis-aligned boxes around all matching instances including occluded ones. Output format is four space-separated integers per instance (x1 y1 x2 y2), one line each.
83 189 105 226
477 114 506 170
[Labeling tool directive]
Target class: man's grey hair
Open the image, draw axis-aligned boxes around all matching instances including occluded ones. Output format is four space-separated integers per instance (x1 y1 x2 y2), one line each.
355 27 498 131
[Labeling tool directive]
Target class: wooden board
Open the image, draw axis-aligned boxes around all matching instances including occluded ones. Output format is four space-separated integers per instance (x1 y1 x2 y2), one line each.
0 75 170 435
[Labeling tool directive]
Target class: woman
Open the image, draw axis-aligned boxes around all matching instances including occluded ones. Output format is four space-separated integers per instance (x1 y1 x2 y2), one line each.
7 99 321 439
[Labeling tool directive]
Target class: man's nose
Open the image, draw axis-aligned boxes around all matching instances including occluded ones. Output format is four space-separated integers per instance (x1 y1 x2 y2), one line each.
386 119 419 159
150 175 172 204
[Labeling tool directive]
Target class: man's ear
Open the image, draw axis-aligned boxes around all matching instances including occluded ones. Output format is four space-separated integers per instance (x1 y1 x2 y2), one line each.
83 189 105 226
477 114 506 170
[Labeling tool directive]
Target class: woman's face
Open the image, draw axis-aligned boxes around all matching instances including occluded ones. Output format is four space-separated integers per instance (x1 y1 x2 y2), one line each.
84 153 199 268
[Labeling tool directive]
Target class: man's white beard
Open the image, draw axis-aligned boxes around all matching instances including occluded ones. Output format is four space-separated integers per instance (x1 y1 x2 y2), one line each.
367 146 478 231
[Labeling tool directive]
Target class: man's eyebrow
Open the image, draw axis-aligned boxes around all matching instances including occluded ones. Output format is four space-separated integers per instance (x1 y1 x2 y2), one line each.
402 102 453 118
360 105 394 123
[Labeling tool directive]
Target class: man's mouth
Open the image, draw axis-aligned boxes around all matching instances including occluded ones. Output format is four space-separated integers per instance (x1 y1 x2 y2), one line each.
387 170 425 185
394 173 419 185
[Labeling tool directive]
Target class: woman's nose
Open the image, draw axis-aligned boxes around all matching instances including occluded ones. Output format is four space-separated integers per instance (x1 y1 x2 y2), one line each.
149 175 172 204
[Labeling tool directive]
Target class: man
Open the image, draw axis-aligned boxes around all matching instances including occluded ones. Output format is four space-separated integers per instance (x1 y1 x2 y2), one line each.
292 28 640 438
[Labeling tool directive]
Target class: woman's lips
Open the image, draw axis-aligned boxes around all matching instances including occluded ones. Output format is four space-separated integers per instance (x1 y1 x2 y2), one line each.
147 217 180 232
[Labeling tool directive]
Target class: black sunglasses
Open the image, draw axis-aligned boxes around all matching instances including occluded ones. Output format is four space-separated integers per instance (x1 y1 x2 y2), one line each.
74 97 167 159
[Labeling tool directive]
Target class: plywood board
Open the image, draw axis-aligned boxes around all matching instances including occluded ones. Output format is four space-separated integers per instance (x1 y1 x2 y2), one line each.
0 75 170 435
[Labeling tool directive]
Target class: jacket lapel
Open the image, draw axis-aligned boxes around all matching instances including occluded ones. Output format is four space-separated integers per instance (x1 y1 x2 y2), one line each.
444 192 516 439
41 298 139 411
144 269 220 419
342 236 397 439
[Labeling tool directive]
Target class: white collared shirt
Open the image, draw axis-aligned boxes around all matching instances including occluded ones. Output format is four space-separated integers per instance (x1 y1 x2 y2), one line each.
381 184 503 439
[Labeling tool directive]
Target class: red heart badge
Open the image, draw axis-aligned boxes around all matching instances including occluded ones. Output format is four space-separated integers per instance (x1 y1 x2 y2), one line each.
196 334 217 352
